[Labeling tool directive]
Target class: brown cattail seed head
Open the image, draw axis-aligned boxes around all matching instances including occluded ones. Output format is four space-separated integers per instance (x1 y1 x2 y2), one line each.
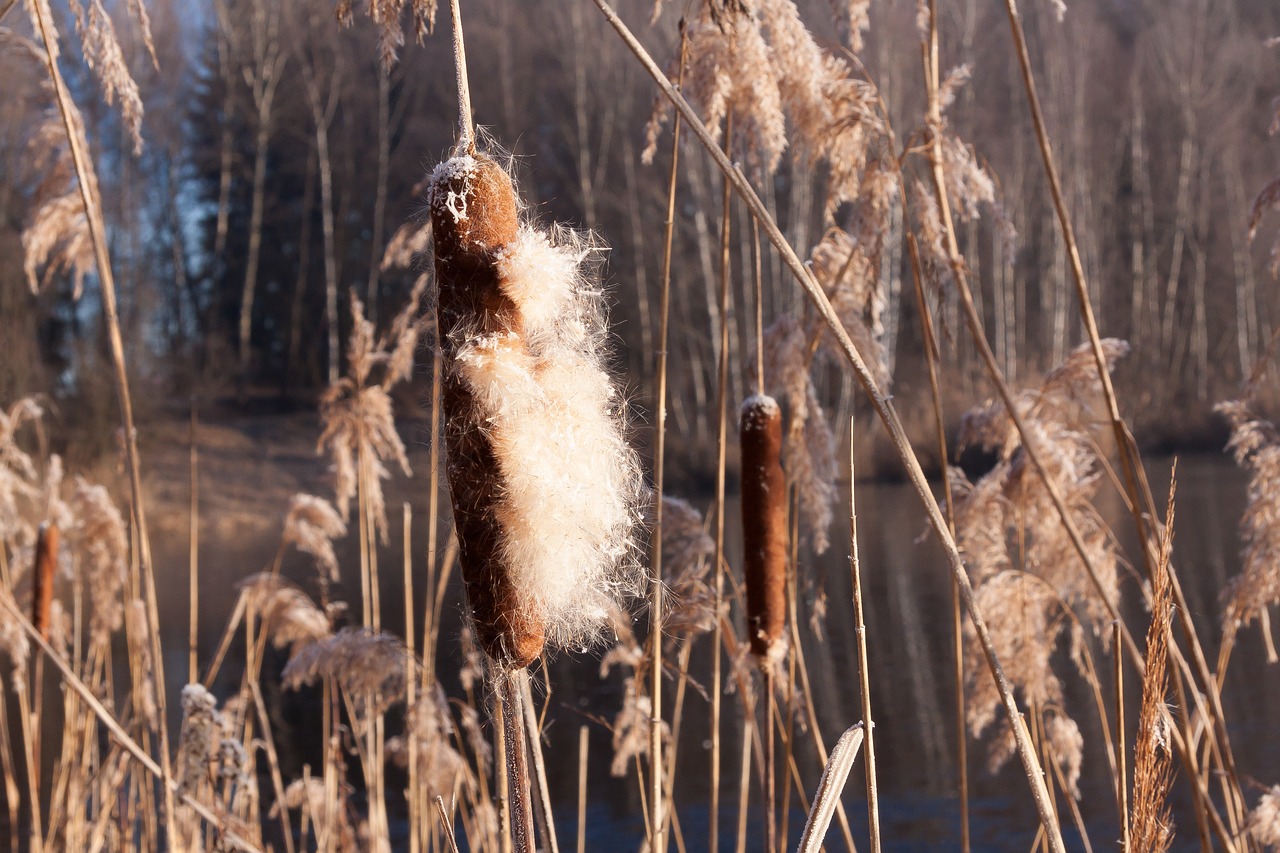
32 523 59 641
740 395 787 663
431 153 545 669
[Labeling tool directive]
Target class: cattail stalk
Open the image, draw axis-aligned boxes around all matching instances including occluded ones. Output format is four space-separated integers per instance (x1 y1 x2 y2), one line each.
577 725 589 853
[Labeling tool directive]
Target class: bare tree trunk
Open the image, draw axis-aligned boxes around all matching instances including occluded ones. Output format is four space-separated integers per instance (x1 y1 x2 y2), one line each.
1226 151 1258 381
366 66 390 326
234 0 284 394
287 148 317 392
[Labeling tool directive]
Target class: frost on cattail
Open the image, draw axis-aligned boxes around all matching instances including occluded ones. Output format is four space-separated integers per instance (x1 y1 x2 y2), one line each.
1248 785 1280 850
238 573 332 653
1216 400 1280 650
429 150 642 669
740 395 788 664
282 494 347 584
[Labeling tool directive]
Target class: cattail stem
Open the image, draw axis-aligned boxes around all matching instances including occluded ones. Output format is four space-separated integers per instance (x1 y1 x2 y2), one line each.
1114 621 1130 852
448 0 474 152
764 671 777 853
520 674 560 853
500 670 535 853
189 400 200 685
797 724 865 853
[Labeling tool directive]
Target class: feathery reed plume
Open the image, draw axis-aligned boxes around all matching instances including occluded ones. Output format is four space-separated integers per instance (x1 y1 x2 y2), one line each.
334 0 438 70
61 0 144 152
429 146 642 668
640 495 717 636
30 523 57 640
284 628 414 718
238 573 332 653
1215 400 1280 652
1130 482 1177 853
0 586 30 686
66 475 128 646
282 494 348 584
740 395 788 664
177 683 222 794
387 684 470 799
318 283 422 543
126 598 159 728
0 397 43 539
1248 785 1280 850
645 0 881 217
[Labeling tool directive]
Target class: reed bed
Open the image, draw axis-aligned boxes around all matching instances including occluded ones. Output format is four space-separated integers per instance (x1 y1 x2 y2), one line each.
4 0 1280 851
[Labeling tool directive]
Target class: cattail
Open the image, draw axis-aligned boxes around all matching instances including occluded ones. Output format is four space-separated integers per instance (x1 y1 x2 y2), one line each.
31 522 59 640
740 394 788 663
429 149 641 669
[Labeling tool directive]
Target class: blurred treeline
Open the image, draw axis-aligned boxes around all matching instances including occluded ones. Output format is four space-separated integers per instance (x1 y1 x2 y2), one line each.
3 0 1280 458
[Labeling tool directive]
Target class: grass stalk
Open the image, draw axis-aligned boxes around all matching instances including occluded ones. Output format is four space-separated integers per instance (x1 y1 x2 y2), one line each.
797 724 866 853
404 503 419 853
592 6 1065 845
645 24 687 853
577 725 589 853
189 400 200 685
906 233 969 852
764 670 777 853
520 672 560 853
436 795 463 853
711 101 732 853
1115 621 1130 851
848 418 880 852
734 719 752 853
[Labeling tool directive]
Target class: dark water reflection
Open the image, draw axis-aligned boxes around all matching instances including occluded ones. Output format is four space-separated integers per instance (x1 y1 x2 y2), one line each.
155 452 1279 852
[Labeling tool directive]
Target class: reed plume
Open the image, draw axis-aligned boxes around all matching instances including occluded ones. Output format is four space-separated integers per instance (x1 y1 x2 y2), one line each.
429 146 641 669
282 493 348 584
1130 489 1176 853
740 394 788 663
238 573 332 653
1215 400 1280 649
1248 784 1280 850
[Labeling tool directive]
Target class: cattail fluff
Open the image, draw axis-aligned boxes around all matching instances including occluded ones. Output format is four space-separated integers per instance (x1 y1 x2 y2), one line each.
740 394 788 664
429 151 640 669
32 522 59 640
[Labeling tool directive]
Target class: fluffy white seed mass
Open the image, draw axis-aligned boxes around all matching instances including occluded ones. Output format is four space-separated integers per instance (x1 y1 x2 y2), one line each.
453 221 642 650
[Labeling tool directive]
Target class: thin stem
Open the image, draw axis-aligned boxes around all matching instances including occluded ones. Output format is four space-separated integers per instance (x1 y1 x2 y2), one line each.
189 399 199 685
797 725 866 853
848 419 880 852
577 726 589 853
764 670 777 853
711 105 733 853
1114 622 1130 852
906 234 968 852
449 0 474 151
404 504 419 853
520 673 560 853
647 24 687 853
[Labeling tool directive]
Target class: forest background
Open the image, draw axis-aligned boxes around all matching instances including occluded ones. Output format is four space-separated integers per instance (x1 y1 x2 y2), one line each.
5 0 1280 476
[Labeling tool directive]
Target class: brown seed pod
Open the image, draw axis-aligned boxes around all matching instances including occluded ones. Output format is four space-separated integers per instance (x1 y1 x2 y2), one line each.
32 523 59 641
740 394 787 662
431 153 545 669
